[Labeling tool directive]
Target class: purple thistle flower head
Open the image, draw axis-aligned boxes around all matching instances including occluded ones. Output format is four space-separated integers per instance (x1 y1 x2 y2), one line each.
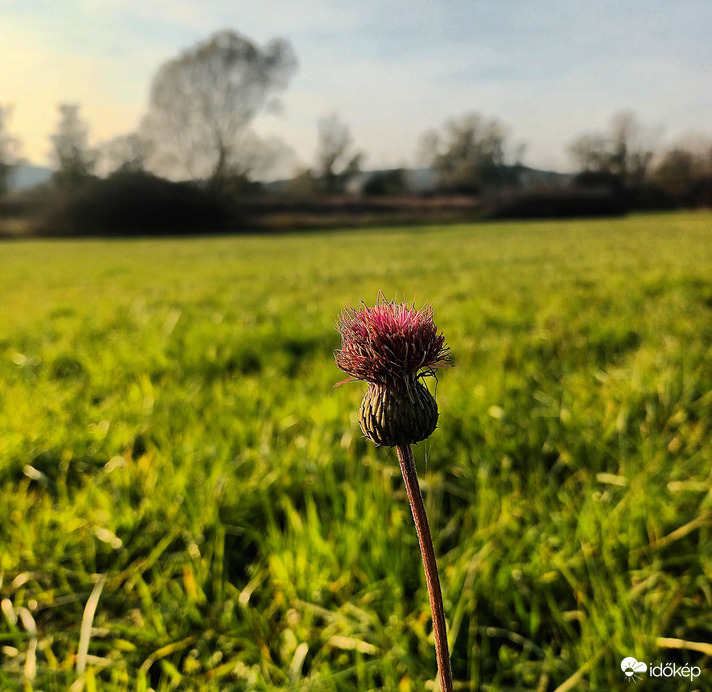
334 294 451 392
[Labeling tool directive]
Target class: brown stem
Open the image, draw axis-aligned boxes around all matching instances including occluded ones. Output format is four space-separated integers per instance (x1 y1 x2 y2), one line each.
396 444 453 692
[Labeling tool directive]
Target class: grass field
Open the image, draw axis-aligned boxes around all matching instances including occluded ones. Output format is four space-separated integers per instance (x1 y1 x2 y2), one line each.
1 212 711 690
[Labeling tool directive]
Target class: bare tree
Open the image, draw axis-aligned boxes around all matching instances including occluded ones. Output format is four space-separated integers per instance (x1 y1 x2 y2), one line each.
141 30 297 190
609 112 657 188
314 113 363 193
652 139 712 207
227 132 296 183
652 148 696 201
420 113 520 194
568 111 657 192
0 105 22 194
568 133 611 174
98 133 153 177
50 104 96 186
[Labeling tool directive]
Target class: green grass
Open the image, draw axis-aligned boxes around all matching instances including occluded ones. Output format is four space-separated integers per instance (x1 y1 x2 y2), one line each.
1 211 711 690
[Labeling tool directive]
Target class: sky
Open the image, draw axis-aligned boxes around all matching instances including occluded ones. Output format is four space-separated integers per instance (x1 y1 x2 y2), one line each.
2 0 712 175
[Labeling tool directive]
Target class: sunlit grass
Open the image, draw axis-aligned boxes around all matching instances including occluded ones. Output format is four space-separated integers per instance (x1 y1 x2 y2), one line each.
1 211 711 689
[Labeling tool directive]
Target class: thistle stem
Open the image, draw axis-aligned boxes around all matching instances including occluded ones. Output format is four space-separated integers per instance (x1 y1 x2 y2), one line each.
396 444 453 692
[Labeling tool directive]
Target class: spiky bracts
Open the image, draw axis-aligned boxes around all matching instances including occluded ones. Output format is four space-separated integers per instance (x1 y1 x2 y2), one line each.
359 380 439 447
334 295 450 447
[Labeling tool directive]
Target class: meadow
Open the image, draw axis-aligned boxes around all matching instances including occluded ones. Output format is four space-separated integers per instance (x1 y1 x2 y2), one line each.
1 212 711 690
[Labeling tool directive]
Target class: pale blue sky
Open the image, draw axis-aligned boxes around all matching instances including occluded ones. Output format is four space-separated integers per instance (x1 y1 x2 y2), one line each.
3 0 711 172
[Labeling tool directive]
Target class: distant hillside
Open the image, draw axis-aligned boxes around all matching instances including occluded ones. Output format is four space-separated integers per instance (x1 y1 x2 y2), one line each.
264 166 571 195
10 164 53 190
8 164 571 194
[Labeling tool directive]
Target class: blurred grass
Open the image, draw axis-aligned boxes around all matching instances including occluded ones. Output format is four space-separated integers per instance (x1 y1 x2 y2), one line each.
0 211 711 690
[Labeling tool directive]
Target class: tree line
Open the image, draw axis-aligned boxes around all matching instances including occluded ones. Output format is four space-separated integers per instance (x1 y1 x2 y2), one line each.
1 29 711 234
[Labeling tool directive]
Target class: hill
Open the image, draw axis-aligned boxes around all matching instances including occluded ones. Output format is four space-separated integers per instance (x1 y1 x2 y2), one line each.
9 163 53 190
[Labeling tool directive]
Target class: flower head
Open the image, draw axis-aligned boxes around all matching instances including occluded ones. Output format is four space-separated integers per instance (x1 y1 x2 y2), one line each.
335 295 451 447
334 295 450 391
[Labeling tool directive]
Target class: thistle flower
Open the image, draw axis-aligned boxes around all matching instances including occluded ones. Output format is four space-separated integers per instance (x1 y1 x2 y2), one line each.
334 294 454 691
335 296 450 446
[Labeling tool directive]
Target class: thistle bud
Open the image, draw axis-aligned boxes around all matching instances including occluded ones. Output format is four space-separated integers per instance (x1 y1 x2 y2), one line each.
359 380 438 447
335 294 450 446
